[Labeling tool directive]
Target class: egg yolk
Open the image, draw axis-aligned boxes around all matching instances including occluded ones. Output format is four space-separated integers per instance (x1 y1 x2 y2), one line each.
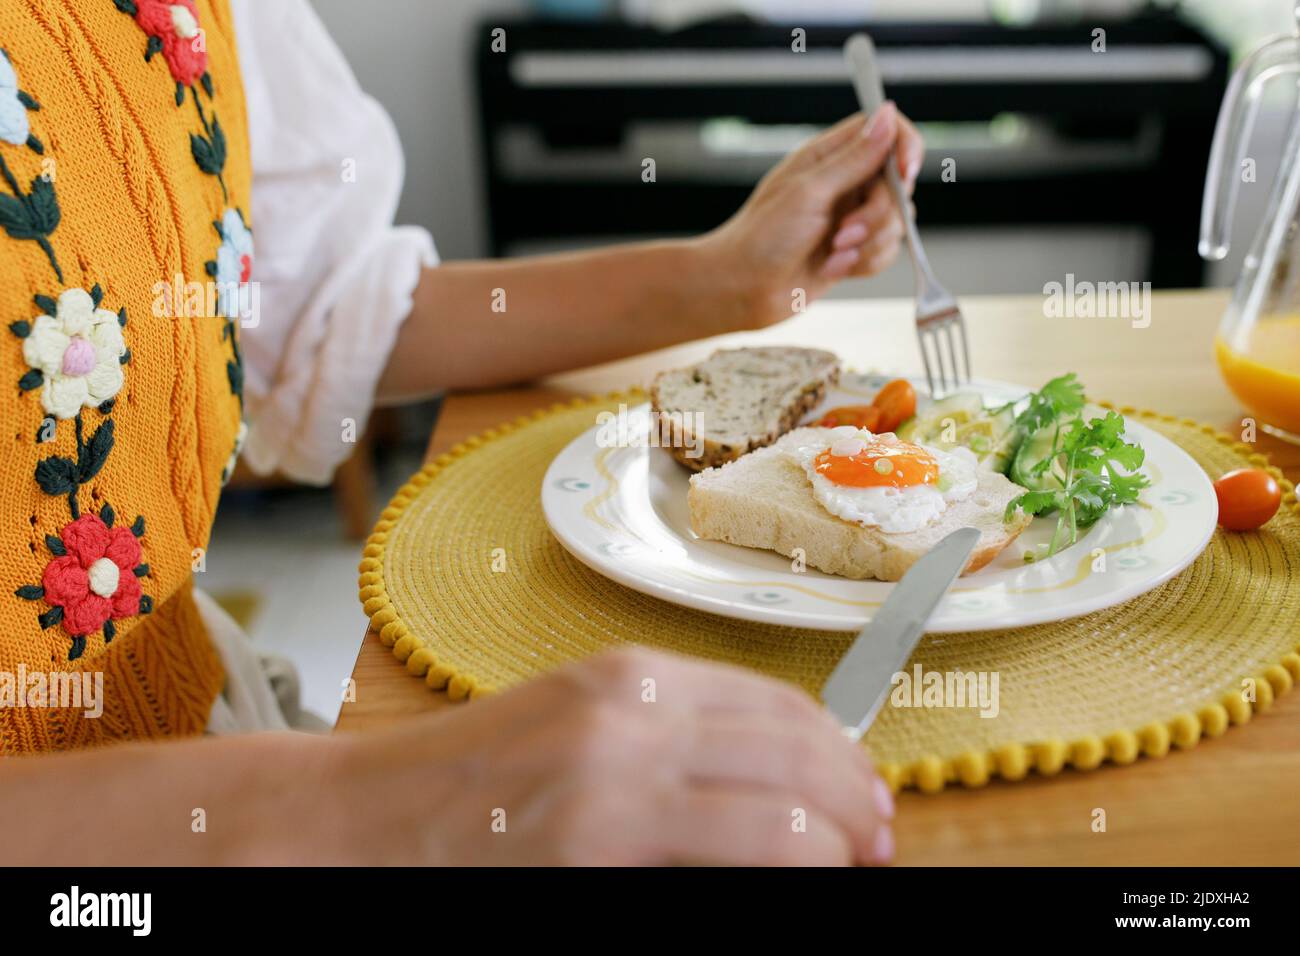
814 440 940 488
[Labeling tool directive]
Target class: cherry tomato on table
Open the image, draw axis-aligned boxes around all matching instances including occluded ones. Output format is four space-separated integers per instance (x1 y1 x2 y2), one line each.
1213 468 1282 531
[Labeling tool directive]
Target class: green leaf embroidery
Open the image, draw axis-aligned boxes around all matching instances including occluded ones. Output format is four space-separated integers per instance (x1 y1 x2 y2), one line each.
26 176 60 234
34 294 57 316
140 595 154 615
15 584 44 601
35 457 77 496
101 502 115 527
77 419 114 483
226 359 243 400
133 564 149 578
0 164 63 283
38 605 63 629
17 90 39 110
103 619 116 643
9 320 30 338
44 534 66 556
90 284 103 307
68 635 85 660
131 516 145 538
18 368 43 391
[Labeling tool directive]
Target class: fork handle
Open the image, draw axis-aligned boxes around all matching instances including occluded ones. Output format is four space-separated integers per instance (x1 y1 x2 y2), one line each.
844 34 942 303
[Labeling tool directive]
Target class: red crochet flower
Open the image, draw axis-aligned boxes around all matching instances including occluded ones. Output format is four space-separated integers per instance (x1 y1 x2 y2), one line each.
134 0 208 87
41 513 143 636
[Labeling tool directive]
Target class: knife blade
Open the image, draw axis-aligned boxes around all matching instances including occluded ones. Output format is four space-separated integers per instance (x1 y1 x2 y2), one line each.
820 527 981 741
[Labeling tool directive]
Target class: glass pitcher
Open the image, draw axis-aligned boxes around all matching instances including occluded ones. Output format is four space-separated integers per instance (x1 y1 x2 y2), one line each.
1201 6 1300 441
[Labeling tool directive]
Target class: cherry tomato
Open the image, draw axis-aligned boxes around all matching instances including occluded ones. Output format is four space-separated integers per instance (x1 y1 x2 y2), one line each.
816 405 882 431
1213 468 1282 531
871 379 917 433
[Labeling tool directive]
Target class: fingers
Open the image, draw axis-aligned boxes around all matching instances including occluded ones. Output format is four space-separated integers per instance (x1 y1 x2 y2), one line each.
682 713 890 863
831 178 896 244
895 110 925 190
773 111 868 177
662 786 856 866
800 101 899 207
565 649 845 733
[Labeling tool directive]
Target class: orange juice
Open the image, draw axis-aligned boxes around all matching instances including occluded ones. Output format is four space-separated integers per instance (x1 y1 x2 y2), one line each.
1215 315 1300 437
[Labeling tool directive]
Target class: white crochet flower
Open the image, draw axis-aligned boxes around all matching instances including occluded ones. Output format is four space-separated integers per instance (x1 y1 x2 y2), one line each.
0 51 30 147
214 209 254 320
23 289 126 420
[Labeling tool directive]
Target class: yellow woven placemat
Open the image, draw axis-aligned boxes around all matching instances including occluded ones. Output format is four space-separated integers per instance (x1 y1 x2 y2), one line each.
359 392 1300 793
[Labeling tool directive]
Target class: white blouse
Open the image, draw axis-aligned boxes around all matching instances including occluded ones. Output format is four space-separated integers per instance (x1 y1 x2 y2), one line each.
207 1 438 732
230 0 438 485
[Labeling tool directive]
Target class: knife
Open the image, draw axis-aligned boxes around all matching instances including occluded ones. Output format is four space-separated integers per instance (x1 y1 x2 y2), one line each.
821 527 981 741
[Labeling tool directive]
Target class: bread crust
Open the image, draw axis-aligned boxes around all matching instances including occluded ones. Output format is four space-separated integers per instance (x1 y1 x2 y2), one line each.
688 429 1033 581
650 348 840 472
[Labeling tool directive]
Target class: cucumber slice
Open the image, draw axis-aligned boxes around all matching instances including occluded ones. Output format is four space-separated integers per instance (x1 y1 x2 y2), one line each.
897 393 1021 473
1010 425 1068 492
896 392 985 443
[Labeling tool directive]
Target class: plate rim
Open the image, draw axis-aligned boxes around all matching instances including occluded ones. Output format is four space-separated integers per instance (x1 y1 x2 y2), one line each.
541 377 1218 633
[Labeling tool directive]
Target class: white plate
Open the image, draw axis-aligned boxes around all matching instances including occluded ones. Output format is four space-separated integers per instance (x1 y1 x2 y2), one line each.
541 374 1218 632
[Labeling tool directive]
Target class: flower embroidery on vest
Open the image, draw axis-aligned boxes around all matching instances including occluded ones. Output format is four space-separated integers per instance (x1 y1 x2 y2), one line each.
40 510 148 639
0 49 44 154
213 208 253 317
207 209 249 405
0 82 62 283
115 0 209 96
15 287 127 420
17 506 151 660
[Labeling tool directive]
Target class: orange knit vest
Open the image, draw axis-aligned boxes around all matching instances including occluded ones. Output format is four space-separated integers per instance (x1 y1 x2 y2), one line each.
0 0 246 751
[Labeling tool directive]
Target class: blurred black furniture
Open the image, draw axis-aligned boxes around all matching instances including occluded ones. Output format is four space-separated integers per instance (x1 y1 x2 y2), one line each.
475 13 1228 287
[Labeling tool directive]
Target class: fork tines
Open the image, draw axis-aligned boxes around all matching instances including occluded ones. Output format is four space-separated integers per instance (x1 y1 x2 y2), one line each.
915 304 971 398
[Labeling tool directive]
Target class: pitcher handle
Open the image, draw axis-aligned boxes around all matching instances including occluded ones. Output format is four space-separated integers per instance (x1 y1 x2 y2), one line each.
1199 25 1300 261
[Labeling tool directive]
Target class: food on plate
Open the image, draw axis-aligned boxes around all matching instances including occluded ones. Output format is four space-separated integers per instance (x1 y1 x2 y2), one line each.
1213 468 1282 531
896 391 1020 473
815 378 915 433
1002 374 1149 559
650 347 840 471
790 428 979 534
688 426 1032 581
868 378 917 432
814 404 881 431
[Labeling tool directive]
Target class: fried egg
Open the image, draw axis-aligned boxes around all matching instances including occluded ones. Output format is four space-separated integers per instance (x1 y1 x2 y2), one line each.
789 426 978 534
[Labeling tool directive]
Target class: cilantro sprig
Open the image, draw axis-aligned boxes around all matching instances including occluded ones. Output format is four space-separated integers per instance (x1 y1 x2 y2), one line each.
1005 376 1149 559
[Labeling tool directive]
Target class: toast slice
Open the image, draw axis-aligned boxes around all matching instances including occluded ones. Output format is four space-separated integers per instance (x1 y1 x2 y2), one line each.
688 428 1033 581
650 347 840 472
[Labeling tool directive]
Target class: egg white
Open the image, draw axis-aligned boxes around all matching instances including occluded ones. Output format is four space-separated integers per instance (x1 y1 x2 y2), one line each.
789 431 978 534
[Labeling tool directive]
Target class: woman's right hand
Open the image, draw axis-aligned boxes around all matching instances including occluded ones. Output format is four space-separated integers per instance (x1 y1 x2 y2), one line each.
331 648 895 866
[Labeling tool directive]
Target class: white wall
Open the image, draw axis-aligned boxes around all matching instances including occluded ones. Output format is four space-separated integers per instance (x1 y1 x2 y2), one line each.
310 0 527 260
309 0 1287 294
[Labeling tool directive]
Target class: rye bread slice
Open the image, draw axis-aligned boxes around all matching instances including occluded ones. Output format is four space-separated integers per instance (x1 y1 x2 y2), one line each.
650 347 840 471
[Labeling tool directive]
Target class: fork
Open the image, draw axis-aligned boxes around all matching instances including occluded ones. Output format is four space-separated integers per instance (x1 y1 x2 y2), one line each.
844 33 972 397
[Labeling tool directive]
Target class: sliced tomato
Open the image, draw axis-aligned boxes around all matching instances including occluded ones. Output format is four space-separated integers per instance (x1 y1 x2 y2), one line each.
815 405 882 430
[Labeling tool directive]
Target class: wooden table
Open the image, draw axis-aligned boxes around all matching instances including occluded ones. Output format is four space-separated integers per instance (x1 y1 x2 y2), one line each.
337 290 1300 866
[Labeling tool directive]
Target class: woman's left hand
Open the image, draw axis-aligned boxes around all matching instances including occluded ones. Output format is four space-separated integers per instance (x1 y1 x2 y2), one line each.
699 102 924 329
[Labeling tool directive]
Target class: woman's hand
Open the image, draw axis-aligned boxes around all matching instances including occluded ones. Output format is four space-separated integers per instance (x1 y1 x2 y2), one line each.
333 648 895 866
699 102 924 329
